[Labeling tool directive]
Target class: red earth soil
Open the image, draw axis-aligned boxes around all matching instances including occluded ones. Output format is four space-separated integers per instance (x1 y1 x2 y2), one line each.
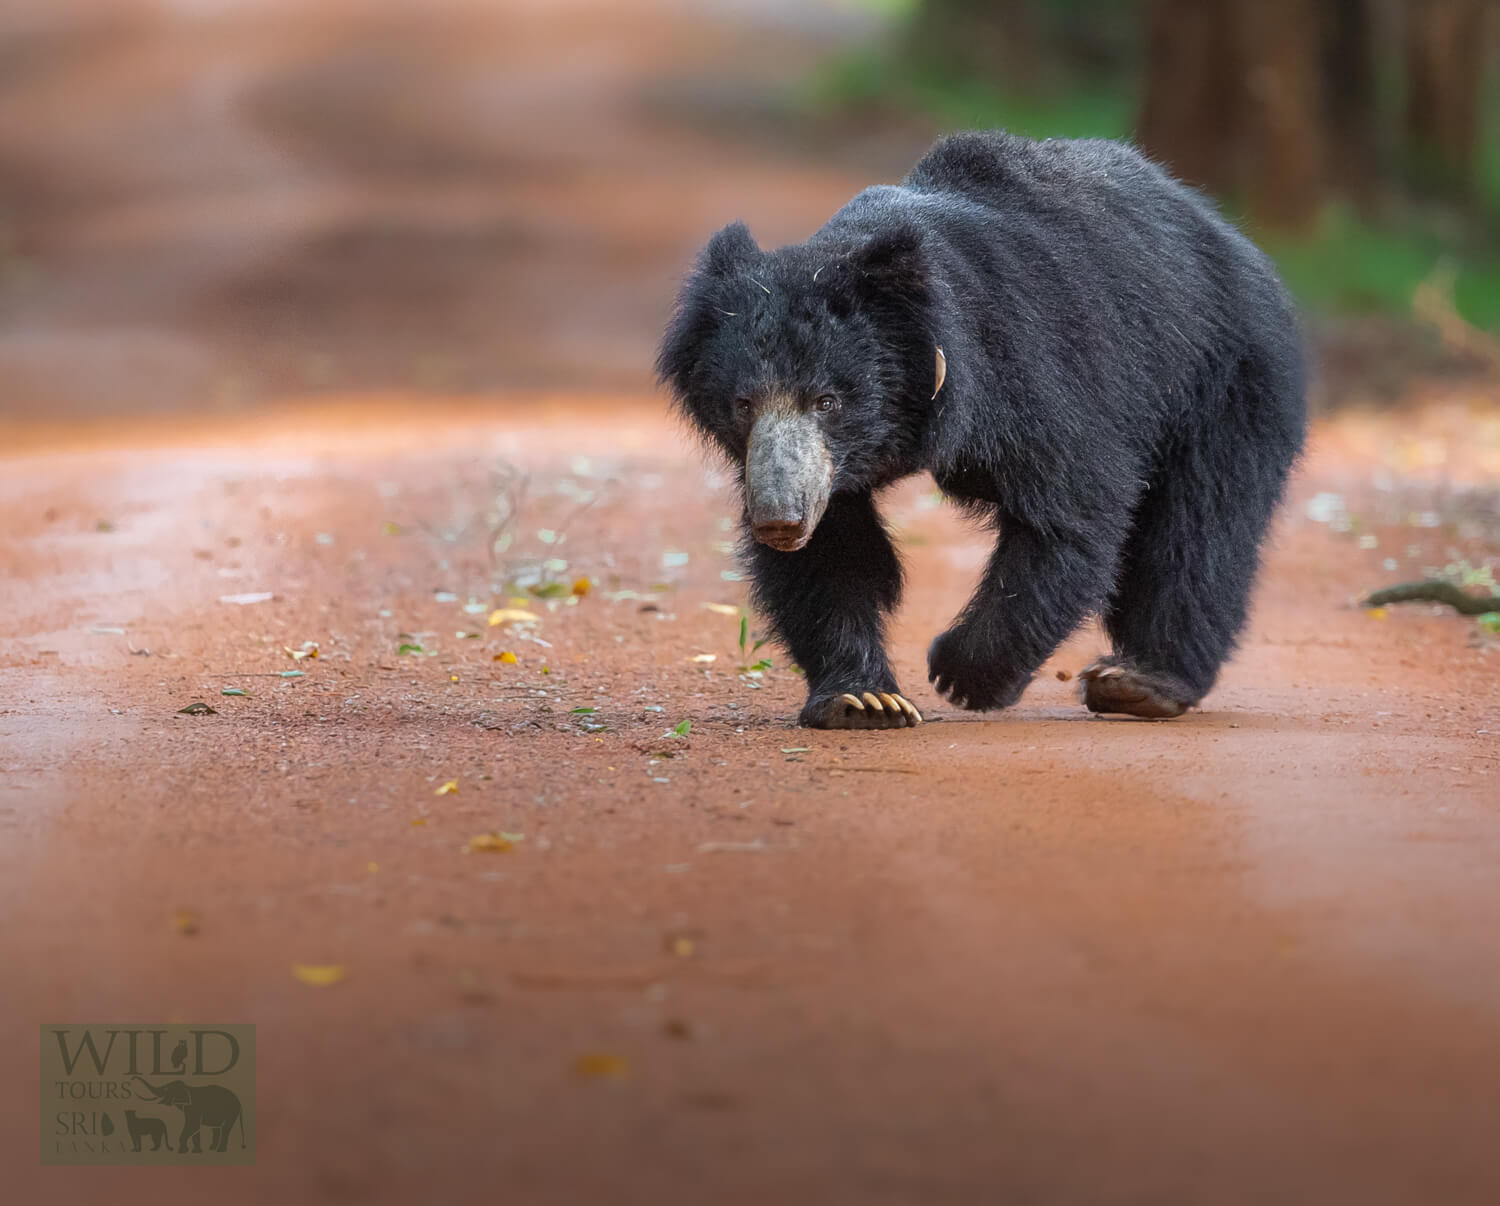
1 394 1498 1205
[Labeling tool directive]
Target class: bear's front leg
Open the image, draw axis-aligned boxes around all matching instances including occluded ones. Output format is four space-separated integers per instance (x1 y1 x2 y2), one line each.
929 518 1118 711
745 491 921 729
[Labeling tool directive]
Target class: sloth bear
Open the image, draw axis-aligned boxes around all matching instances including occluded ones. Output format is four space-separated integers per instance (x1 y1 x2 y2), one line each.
658 131 1305 729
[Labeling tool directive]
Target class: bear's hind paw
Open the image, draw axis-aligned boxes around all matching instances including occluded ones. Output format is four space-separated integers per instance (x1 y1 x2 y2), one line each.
1079 659 1194 719
803 691 922 730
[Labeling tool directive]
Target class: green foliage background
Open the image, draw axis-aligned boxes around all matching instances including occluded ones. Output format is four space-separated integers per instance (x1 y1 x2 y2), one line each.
803 7 1500 330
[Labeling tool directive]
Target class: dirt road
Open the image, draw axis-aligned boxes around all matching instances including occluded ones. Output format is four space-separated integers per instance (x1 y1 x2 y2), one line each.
2 395 1498 1204
3 0 1499 1200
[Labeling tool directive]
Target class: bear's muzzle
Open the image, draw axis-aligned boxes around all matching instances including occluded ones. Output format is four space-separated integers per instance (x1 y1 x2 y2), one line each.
745 407 833 552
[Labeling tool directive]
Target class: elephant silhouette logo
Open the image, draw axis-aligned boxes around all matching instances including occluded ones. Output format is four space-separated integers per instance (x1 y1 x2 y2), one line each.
131 1076 247 1152
41 1023 255 1165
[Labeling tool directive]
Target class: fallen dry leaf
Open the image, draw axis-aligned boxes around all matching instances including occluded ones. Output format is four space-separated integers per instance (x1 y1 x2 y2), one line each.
701 602 740 616
465 832 514 853
488 608 537 627
172 909 200 936
494 651 519 664
573 1053 631 1081
456 969 496 1005
410 818 429 827
435 779 458 796
291 964 347 987
689 653 717 664
572 577 591 597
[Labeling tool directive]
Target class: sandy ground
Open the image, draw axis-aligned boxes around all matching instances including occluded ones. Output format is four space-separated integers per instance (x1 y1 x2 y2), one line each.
2 394 1499 1204
3 0 1500 1201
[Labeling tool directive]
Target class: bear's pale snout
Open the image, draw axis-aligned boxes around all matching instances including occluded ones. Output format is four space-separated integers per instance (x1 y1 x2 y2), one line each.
746 407 833 552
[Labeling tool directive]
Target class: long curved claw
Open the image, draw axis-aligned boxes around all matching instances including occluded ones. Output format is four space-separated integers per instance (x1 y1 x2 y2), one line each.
805 689 923 730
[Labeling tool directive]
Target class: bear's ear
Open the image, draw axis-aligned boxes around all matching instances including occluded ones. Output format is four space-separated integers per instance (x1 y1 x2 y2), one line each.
703 220 759 276
850 223 927 296
657 222 757 397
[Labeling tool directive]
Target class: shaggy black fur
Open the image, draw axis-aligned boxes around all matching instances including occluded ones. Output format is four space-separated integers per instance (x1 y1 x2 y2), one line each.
658 131 1306 727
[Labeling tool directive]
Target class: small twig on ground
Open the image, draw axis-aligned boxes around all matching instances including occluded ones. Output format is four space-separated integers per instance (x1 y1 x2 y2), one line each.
1363 580 1500 615
836 766 921 775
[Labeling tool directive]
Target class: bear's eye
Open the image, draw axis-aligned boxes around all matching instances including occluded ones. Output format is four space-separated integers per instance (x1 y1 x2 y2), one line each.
733 396 753 418
815 393 839 413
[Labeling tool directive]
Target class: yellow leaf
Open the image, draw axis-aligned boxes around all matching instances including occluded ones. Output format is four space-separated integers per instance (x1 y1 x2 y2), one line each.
466 832 514 853
574 1053 630 1080
488 608 537 627
494 651 519 664
410 818 428 827
572 577 591 597
367 861 379 874
701 602 740 616
172 909 200 936
1367 607 1388 620
435 779 458 796
292 964 347 987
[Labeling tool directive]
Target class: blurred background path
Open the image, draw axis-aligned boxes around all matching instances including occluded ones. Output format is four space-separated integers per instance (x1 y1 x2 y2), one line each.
4 0 1497 420
0 0 896 416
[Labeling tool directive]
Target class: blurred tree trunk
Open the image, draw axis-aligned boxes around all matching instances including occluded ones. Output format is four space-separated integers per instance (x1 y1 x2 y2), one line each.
1237 0 1327 229
1321 0 1379 200
1403 0 1487 204
1138 0 1240 197
1139 0 1330 230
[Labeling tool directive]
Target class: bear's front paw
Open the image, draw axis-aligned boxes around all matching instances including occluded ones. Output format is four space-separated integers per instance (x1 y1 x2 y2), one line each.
927 626 1027 711
801 691 922 730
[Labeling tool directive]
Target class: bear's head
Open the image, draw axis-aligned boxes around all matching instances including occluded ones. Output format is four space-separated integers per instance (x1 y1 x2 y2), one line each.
657 218 941 551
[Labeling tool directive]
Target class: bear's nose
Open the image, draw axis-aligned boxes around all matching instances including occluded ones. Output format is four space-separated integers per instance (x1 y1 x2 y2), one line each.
751 518 810 551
